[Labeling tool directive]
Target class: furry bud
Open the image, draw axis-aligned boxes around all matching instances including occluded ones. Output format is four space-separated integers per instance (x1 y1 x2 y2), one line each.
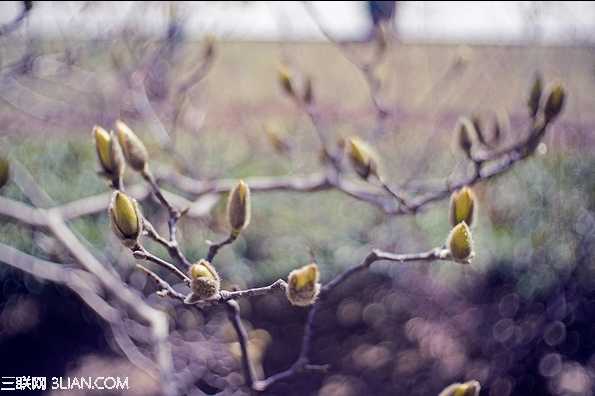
286 263 320 306
528 73 542 119
109 191 142 246
449 187 477 227
544 84 565 123
185 259 220 302
438 380 481 396
115 120 149 172
227 180 251 237
0 156 9 189
447 222 474 263
347 137 378 180
278 65 295 97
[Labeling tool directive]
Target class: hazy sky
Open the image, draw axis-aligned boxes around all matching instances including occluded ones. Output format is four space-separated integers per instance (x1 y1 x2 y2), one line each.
1 1 594 44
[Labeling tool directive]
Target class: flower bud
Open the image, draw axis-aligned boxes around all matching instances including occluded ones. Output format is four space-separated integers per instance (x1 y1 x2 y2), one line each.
471 115 487 146
528 73 542 119
264 123 291 155
278 65 295 97
438 380 481 396
449 187 477 227
303 76 314 104
185 259 220 302
93 126 125 181
109 191 142 246
447 222 474 263
456 118 474 159
227 180 251 237
544 84 565 123
347 137 378 180
0 156 9 190
286 263 320 306
115 120 149 172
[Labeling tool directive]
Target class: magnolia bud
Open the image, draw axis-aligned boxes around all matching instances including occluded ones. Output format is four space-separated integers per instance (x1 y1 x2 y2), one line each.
278 65 295 97
544 84 565 123
93 126 125 182
347 137 378 180
456 119 474 159
471 115 487 146
109 191 142 246
264 123 291 155
185 259 220 302
528 73 542 119
0 156 9 189
115 120 149 172
286 263 320 306
447 222 474 263
449 187 477 227
438 380 481 396
227 180 251 237
203 34 216 59
303 76 314 104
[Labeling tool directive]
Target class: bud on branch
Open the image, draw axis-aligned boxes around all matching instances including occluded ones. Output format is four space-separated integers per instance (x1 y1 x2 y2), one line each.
449 187 477 227
109 191 143 247
286 263 320 306
0 156 9 190
186 259 220 303
115 120 149 173
447 222 474 263
227 180 251 237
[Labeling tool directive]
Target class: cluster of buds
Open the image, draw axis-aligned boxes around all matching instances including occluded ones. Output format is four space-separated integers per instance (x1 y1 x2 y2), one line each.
438 380 481 396
0 156 9 190
346 136 379 180
526 74 566 124
446 186 477 263
227 180 251 237
185 259 221 303
93 120 150 187
286 263 320 306
109 191 143 248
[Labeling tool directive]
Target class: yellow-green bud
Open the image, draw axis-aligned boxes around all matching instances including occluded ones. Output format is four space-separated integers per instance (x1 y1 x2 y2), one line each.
447 222 474 263
438 380 481 396
185 259 220 302
286 263 320 306
227 180 251 237
115 120 149 172
528 73 542 119
449 187 477 227
347 137 378 180
93 126 125 181
94 126 112 171
0 156 9 190
109 191 142 246
278 65 295 97
544 84 565 123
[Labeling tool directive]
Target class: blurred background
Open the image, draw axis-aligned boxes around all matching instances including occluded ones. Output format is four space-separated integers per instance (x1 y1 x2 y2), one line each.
0 1 594 395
